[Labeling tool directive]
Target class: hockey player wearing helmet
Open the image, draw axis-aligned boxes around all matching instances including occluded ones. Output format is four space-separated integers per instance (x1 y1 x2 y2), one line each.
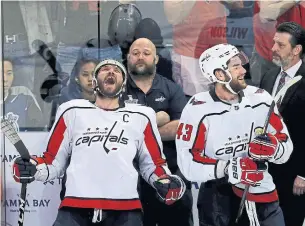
200 43 249 95
93 59 127 100
12 59 186 226
176 43 293 226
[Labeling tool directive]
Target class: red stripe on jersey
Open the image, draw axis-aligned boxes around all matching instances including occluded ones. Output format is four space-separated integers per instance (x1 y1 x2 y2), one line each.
34 157 45 165
144 123 166 176
191 123 217 164
233 186 278 203
44 117 67 164
60 197 142 210
270 112 288 142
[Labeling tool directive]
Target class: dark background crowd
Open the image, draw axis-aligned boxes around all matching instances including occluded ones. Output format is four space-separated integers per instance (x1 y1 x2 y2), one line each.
1 1 304 131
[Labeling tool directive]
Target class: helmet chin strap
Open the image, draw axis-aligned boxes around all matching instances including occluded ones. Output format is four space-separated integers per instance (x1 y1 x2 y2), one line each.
216 70 238 95
225 83 238 95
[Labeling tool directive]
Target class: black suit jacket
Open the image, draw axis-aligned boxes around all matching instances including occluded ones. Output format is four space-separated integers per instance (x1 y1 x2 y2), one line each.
260 61 305 181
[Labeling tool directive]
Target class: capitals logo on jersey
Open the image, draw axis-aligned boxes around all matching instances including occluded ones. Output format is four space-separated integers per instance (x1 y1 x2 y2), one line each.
75 122 129 153
215 134 249 157
190 97 206 106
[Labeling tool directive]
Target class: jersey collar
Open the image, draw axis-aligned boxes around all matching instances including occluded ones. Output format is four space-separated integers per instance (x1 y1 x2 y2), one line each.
209 88 245 105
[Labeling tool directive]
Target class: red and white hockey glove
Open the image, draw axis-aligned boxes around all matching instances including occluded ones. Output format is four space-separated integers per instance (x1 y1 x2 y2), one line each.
12 157 37 184
226 157 267 186
249 133 279 161
153 174 186 205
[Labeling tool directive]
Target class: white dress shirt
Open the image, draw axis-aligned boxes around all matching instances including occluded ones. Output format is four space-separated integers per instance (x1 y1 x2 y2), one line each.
271 59 304 181
272 60 302 97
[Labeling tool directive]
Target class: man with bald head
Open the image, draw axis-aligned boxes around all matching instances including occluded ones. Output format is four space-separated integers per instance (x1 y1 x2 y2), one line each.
127 38 158 81
122 38 193 226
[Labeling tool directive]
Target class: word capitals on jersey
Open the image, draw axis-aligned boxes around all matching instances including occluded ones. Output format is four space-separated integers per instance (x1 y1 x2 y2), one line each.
216 134 250 157
75 122 129 152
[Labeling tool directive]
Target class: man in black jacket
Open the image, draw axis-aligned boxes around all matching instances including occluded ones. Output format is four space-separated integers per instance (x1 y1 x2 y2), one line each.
260 22 305 226
122 37 193 226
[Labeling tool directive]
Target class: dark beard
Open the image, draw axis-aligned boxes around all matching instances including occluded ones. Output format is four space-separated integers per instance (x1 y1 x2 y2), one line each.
128 61 155 77
229 79 246 93
96 78 122 98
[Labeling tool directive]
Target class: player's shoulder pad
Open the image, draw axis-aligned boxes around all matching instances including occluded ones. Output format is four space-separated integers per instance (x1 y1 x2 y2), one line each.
182 92 213 120
185 92 213 115
57 99 95 115
244 85 270 97
243 85 261 94
187 92 211 106
244 86 273 105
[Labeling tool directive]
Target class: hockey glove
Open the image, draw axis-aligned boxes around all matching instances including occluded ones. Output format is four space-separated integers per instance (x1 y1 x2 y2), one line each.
153 174 186 205
226 157 267 186
249 133 279 161
12 157 37 184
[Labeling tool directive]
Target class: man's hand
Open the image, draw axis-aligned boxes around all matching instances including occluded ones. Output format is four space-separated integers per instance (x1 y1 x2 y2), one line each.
249 133 278 161
153 174 186 205
12 157 37 184
156 111 170 127
293 176 305 196
226 157 267 186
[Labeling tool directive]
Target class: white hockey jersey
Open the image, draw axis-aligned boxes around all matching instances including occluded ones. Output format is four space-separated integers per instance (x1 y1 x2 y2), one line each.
35 99 170 210
176 86 293 203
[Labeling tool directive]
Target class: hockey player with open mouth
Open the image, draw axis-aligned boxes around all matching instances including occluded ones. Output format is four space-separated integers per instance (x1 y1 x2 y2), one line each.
176 44 293 226
12 59 185 226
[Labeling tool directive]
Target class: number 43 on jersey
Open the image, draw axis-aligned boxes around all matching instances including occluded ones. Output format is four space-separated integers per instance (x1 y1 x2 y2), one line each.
176 123 193 141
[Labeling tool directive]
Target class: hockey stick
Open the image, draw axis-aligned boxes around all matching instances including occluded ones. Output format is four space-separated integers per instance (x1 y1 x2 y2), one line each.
273 75 302 104
33 39 68 129
235 100 275 223
32 39 61 73
236 75 302 222
1 118 31 226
